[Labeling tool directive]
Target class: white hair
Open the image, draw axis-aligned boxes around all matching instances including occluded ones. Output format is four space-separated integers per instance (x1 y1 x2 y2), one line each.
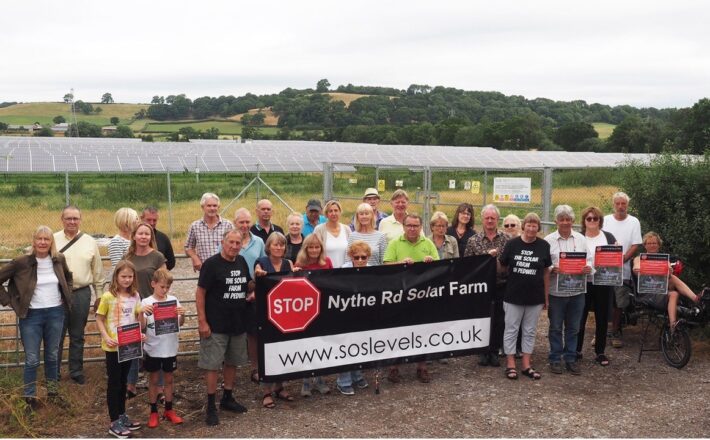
554 204 575 221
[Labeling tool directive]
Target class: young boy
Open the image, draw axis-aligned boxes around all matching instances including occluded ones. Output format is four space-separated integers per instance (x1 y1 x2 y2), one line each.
141 268 185 428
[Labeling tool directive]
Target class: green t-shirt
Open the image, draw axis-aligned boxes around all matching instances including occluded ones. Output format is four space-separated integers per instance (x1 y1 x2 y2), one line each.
383 235 440 263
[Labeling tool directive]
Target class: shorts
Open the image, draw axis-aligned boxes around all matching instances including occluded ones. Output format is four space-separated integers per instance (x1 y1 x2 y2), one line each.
144 354 177 373
198 332 248 371
637 293 668 311
613 282 633 309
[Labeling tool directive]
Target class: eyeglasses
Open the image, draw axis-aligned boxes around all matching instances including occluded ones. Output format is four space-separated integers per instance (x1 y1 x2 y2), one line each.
352 255 368 261
62 217 80 222
404 224 421 228
585 216 600 222
503 224 516 228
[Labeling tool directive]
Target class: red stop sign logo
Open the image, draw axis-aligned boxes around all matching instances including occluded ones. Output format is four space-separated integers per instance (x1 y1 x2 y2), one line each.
267 278 321 333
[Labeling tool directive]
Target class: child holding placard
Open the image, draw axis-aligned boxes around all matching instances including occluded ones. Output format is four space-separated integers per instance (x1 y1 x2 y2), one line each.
141 268 185 428
96 260 145 438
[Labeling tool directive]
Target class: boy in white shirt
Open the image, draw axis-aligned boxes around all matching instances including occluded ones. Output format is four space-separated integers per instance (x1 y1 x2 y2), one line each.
141 269 185 429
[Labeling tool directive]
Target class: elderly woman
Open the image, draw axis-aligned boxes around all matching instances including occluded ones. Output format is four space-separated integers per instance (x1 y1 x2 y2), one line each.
346 203 387 266
633 232 704 331
576 206 616 366
254 232 295 408
499 213 551 380
284 212 304 263
0 226 73 406
378 189 411 242
295 234 332 396
108 207 139 267
502 214 521 238
544 205 592 376
336 240 372 395
447 203 475 258
428 211 459 259
313 200 351 269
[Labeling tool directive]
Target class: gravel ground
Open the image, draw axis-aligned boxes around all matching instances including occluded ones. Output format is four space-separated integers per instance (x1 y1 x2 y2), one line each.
42 258 710 438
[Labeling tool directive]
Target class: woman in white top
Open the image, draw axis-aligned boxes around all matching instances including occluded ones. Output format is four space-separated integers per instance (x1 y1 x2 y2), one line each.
0 226 72 405
313 200 350 268
345 203 387 266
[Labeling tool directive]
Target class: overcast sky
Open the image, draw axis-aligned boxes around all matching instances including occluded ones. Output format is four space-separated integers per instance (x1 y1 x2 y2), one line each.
2 0 708 108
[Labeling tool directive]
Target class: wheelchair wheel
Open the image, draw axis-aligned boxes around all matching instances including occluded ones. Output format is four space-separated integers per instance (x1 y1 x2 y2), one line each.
660 324 691 369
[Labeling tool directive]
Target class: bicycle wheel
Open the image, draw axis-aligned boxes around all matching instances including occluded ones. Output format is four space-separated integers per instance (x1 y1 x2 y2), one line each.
660 324 691 369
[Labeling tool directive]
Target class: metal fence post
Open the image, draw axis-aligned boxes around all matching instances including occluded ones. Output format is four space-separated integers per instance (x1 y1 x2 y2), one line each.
322 162 333 202
375 166 379 188
166 171 174 240
542 167 553 234
423 167 432 222
256 164 261 201
483 170 488 207
65 171 70 205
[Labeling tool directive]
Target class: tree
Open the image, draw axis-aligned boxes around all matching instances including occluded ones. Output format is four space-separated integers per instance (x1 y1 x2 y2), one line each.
240 113 253 126
0 121 8 131
63 93 73 103
553 121 598 151
68 121 102 137
316 79 331 93
112 125 134 138
94 106 103 114
134 109 146 120
151 96 164 105
241 126 261 139
53 115 66 124
251 111 266 125
110 117 120 125
101 93 114 104
34 127 54 137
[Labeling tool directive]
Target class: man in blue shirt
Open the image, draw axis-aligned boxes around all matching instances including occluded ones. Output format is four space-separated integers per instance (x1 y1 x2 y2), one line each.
302 199 326 237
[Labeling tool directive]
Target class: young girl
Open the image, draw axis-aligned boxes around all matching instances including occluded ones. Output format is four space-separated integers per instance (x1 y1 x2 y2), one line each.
96 260 145 438
141 268 185 428
294 234 332 397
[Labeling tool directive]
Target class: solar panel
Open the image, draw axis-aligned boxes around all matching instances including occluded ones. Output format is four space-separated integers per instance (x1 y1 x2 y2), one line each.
0 136 661 173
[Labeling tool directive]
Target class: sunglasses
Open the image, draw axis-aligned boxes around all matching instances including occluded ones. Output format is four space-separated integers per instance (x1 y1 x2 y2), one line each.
585 216 600 222
352 255 368 261
503 224 516 228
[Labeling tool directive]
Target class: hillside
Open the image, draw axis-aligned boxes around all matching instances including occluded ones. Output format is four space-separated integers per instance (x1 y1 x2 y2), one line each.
0 102 148 125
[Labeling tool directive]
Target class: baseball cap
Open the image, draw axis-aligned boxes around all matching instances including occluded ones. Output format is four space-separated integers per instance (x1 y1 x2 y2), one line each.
306 199 322 211
363 188 379 198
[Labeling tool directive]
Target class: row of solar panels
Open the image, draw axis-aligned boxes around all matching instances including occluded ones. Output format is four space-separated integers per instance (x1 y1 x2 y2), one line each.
0 136 652 173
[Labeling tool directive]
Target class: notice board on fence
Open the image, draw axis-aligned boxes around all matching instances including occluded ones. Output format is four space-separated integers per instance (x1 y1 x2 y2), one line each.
256 255 496 382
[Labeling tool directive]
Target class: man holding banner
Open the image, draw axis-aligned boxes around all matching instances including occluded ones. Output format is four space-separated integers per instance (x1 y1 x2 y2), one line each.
383 213 439 383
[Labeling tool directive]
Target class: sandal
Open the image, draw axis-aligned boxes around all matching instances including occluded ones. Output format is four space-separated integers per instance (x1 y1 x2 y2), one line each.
250 369 260 384
273 386 294 402
521 367 541 380
595 354 610 366
505 367 518 380
262 393 275 409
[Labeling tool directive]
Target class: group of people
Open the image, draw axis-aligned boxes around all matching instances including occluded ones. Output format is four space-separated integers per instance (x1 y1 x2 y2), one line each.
1 188 705 435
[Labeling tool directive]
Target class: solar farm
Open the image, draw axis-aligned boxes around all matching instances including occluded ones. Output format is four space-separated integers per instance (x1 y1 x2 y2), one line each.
0 136 651 173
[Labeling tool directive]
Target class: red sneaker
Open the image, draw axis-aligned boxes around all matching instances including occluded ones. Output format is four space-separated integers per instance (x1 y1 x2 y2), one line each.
147 412 160 429
163 409 183 425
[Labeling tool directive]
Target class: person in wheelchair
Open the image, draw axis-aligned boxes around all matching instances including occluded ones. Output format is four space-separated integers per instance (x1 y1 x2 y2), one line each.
632 232 704 331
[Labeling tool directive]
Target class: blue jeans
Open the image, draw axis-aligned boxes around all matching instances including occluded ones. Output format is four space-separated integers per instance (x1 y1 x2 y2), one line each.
19 305 65 397
336 370 365 388
548 294 585 364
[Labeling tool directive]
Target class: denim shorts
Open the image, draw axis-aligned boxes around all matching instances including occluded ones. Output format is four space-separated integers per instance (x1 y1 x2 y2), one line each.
198 332 248 370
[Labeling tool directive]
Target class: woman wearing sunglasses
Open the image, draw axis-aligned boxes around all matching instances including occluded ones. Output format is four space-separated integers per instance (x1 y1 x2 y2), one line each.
502 214 521 238
576 206 616 366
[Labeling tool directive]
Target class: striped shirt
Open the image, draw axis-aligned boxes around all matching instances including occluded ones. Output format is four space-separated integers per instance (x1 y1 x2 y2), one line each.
345 231 388 266
108 235 130 267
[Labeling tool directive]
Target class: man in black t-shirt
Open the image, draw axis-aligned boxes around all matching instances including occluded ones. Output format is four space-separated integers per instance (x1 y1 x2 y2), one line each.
196 229 254 426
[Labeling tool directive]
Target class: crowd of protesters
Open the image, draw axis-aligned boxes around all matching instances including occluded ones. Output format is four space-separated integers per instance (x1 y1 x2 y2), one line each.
1 189 706 436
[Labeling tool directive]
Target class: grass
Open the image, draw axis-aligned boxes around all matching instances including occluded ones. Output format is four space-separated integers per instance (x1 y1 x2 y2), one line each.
0 102 149 126
227 108 280 125
142 121 280 135
593 122 616 140
325 92 372 107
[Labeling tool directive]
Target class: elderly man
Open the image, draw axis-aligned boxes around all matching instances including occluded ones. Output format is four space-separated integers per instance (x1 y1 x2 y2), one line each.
302 199 325 237
383 213 439 383
55 205 105 385
350 188 388 231
250 199 284 243
141 206 175 270
185 193 233 272
603 192 642 348
544 205 593 375
464 204 508 368
196 229 254 426
379 189 418 242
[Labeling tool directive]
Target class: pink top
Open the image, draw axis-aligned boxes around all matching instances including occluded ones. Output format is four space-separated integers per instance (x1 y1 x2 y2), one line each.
301 257 333 270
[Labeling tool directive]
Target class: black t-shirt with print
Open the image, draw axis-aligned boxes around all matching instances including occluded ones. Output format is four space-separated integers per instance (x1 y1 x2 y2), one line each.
500 237 552 306
198 253 252 335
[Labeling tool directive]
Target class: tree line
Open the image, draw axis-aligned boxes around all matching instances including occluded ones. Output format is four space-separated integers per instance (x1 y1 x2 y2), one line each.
140 81 708 153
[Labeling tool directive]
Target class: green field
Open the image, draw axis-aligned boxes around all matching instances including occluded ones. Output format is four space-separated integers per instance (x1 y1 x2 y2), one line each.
593 122 616 139
0 102 149 126
143 121 279 135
